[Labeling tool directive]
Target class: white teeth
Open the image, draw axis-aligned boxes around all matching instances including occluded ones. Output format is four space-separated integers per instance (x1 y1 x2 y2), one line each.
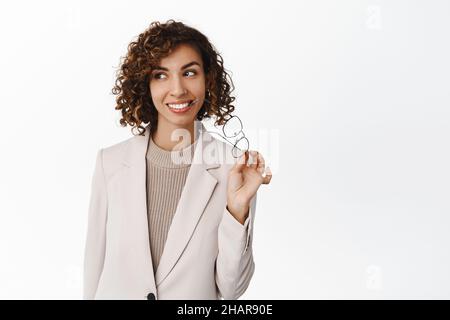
167 101 191 109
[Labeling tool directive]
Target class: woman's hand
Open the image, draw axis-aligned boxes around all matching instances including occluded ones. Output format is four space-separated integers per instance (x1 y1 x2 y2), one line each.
226 150 272 224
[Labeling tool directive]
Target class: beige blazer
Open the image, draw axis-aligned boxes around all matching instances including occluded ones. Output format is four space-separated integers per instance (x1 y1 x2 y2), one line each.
83 121 257 300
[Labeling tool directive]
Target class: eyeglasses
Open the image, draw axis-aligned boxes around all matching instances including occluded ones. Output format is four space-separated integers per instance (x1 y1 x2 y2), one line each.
205 115 249 158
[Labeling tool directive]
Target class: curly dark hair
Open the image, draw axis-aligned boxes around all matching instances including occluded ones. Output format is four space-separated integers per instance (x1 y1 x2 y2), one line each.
112 19 236 136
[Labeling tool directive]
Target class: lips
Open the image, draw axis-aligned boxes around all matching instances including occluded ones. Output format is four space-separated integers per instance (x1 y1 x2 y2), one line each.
166 99 193 106
166 99 196 113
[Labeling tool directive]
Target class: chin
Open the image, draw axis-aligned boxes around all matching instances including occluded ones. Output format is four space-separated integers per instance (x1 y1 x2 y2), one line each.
165 113 197 127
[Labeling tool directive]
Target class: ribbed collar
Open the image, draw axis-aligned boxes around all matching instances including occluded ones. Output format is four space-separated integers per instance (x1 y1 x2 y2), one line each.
146 128 198 168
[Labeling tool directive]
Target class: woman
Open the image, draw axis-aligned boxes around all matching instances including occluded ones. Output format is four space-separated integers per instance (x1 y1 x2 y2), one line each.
84 20 272 300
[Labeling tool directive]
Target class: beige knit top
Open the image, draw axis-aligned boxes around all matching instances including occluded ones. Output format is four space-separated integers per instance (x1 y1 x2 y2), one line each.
145 133 198 273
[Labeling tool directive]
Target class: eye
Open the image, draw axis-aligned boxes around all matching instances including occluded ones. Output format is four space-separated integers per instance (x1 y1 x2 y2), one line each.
184 70 197 77
152 72 166 80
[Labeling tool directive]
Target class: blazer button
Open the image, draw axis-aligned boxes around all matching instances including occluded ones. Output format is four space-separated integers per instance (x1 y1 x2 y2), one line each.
147 292 156 300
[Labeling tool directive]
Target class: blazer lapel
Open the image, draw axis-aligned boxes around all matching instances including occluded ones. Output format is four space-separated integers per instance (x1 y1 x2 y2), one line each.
119 124 156 296
121 121 222 288
155 121 221 286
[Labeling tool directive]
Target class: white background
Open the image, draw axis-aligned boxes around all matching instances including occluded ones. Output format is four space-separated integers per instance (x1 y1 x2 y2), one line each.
0 0 449 299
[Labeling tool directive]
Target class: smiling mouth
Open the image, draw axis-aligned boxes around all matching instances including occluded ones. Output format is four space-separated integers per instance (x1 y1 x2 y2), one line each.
165 100 198 114
166 100 195 110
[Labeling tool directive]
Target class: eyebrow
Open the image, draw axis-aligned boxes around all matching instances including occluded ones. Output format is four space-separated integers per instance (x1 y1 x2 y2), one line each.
153 61 201 72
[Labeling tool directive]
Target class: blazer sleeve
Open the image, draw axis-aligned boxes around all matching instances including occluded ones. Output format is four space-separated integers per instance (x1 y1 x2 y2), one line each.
83 149 108 300
215 192 257 299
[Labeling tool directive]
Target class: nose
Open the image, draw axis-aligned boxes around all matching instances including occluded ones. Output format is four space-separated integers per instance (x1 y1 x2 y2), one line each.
170 76 188 98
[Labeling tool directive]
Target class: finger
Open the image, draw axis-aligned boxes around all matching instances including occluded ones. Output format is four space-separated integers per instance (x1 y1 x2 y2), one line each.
256 152 265 175
231 150 248 173
248 150 258 169
262 166 272 184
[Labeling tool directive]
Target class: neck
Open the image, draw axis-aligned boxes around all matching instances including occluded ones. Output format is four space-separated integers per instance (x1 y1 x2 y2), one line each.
152 118 196 151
